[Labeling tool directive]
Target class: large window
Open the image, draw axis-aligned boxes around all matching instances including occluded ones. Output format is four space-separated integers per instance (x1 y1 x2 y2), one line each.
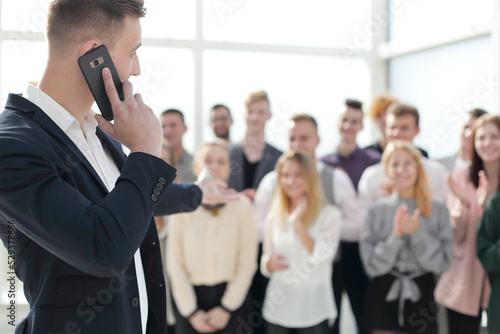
386 0 496 159
389 36 494 158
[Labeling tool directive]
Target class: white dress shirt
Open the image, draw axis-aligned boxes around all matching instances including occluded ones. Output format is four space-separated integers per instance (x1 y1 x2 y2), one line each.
260 205 341 327
25 84 149 333
357 157 449 214
254 161 362 242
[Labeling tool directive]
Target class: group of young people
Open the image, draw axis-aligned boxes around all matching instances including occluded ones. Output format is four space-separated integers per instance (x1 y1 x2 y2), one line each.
1 1 499 334
162 90 500 334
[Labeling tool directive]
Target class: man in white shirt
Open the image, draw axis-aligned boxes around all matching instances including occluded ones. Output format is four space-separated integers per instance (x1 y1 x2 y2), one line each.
358 102 448 210
254 113 362 332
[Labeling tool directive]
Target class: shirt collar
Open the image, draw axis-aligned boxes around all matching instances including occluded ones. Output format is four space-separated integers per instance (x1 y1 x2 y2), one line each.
24 84 97 136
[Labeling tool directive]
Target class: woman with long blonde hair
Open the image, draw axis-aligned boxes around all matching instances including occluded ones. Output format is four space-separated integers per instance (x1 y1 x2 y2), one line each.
360 140 454 334
261 150 341 334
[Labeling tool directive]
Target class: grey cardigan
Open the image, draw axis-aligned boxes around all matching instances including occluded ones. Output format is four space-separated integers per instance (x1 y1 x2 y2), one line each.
360 194 454 278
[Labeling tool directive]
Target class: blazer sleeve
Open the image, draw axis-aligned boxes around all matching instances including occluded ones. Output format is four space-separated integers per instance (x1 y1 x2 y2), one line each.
0 137 176 278
477 193 500 272
154 182 202 216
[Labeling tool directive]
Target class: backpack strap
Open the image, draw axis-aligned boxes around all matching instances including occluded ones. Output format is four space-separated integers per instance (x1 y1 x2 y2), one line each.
320 165 335 205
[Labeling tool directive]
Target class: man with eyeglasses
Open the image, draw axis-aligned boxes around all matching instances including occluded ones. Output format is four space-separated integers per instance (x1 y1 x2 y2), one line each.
209 104 233 144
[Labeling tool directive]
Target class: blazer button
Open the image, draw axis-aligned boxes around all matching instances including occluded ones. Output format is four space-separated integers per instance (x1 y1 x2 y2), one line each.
159 177 166 185
151 194 158 202
156 183 163 190
154 188 160 196
131 297 140 308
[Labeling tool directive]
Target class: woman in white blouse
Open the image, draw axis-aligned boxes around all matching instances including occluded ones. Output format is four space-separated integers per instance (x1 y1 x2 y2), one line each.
168 141 258 333
261 150 341 334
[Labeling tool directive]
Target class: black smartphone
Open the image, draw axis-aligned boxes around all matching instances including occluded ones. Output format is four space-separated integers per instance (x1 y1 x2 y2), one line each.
78 45 123 121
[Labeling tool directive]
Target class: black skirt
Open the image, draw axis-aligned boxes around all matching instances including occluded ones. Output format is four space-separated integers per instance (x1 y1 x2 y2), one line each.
363 272 438 334
172 282 255 334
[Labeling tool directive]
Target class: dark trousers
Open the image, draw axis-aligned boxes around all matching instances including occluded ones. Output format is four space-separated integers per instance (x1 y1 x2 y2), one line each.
266 320 329 334
172 283 254 334
446 307 482 334
331 242 369 334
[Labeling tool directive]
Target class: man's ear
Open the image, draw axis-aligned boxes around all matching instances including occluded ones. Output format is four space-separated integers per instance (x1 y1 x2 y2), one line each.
79 40 100 57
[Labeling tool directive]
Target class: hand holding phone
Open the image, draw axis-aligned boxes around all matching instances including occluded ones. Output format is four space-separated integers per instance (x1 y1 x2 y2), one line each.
80 46 163 158
78 45 124 121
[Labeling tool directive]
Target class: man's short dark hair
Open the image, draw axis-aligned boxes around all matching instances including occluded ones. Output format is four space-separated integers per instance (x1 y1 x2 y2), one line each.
161 108 185 125
47 0 146 57
210 104 232 119
468 108 488 119
345 99 363 110
387 102 420 127
290 113 318 131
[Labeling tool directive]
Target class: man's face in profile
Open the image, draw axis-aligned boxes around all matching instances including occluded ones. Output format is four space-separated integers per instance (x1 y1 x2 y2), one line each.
108 15 142 82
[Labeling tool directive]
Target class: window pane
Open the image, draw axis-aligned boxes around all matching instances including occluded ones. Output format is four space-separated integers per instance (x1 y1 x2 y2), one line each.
389 36 493 159
129 46 195 152
1 0 48 32
203 0 372 49
142 0 196 40
389 0 493 43
1 41 48 108
203 50 371 156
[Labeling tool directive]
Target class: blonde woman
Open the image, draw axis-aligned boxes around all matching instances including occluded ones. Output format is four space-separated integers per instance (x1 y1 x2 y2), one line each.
360 140 454 334
261 150 341 334
168 141 258 334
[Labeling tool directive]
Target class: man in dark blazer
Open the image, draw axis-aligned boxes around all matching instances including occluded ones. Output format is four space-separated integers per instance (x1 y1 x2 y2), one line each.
0 1 220 333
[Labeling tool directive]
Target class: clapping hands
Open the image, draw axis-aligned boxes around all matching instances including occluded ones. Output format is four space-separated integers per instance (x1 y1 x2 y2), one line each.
393 204 421 238
476 170 494 209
